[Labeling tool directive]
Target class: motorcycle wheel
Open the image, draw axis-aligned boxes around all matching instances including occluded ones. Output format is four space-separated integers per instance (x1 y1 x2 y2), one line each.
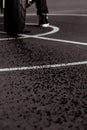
4 0 26 36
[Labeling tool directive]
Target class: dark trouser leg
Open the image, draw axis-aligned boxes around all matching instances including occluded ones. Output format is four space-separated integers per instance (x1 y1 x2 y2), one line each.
35 0 48 15
26 0 49 26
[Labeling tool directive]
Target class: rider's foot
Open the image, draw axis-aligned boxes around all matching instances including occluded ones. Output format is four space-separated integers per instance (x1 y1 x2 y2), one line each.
39 14 49 27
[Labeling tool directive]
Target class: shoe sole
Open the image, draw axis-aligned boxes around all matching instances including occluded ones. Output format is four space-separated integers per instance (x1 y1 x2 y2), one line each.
40 23 49 27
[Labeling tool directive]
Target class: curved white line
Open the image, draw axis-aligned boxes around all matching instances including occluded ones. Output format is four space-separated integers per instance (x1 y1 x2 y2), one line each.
0 23 59 41
0 21 87 46
34 25 59 37
25 23 60 37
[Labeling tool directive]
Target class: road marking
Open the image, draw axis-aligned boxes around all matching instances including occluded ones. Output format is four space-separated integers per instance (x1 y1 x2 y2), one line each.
0 15 87 46
34 36 87 46
0 61 87 72
0 24 60 40
1 12 87 17
0 24 87 46
26 13 87 17
48 13 87 17
50 9 87 13
0 31 6 34
0 35 86 46
25 23 60 37
0 14 87 72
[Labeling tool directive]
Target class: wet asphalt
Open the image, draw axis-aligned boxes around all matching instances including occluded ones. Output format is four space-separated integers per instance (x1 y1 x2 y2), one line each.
0 1 87 130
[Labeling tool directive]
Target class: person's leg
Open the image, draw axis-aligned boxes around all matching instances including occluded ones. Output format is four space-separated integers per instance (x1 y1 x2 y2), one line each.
35 0 49 27
26 0 49 27
36 0 48 15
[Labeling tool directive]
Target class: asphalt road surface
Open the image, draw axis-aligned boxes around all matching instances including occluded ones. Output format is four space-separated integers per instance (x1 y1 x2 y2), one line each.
0 0 87 130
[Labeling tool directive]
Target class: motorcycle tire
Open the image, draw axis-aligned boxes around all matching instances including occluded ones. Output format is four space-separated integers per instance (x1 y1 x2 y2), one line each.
4 0 26 36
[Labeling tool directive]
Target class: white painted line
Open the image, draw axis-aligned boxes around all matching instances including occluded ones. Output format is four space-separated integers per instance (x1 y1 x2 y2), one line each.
48 13 87 17
26 13 36 16
0 31 7 34
34 36 87 46
0 36 29 41
26 13 87 17
1 12 87 17
0 24 59 41
50 9 87 16
0 20 87 46
50 9 87 13
0 61 87 72
0 37 16 41
0 23 87 46
30 25 59 37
